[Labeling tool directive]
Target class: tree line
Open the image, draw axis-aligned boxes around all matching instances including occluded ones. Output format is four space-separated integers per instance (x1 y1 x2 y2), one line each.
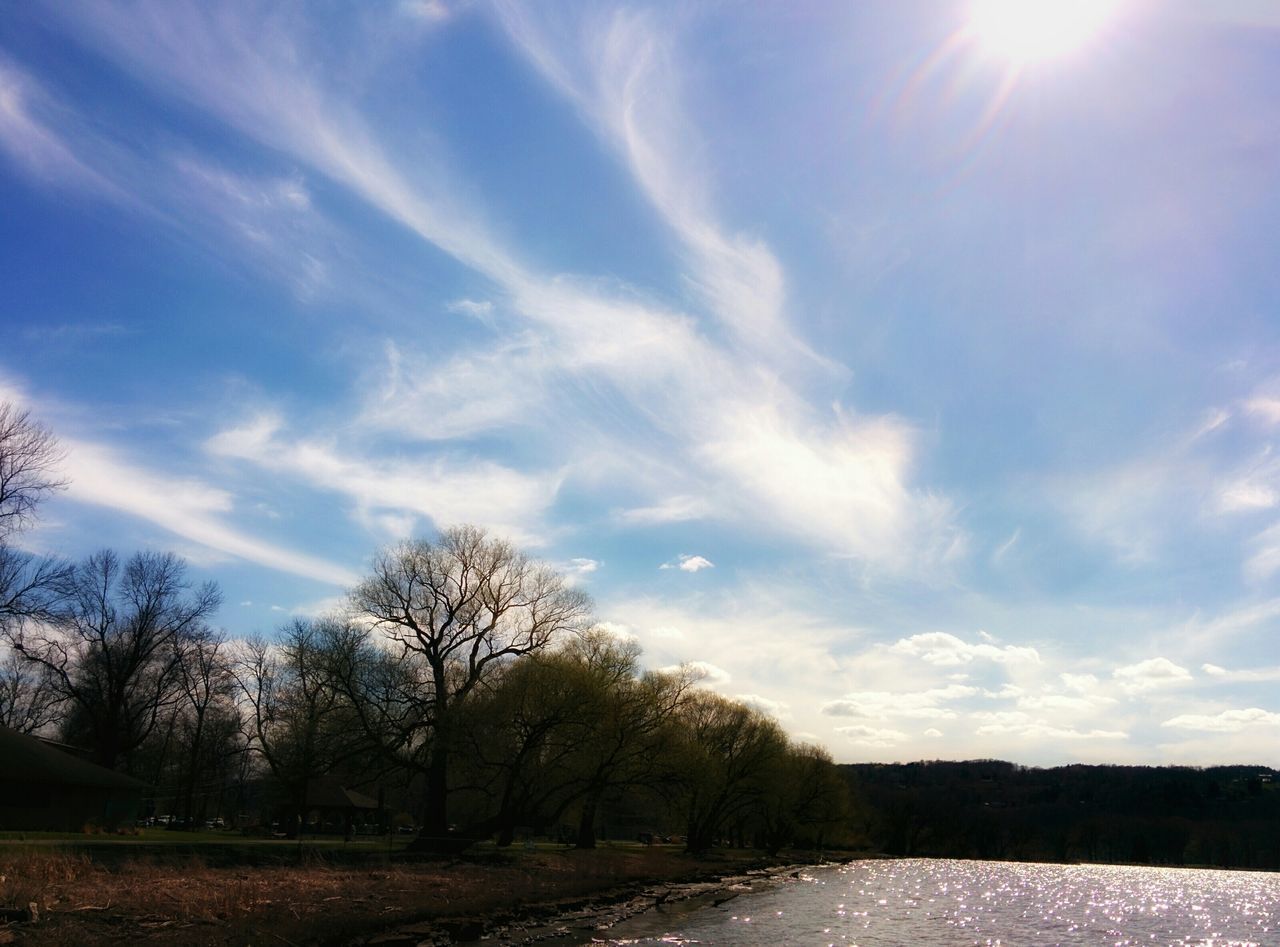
0 403 848 853
842 759 1280 870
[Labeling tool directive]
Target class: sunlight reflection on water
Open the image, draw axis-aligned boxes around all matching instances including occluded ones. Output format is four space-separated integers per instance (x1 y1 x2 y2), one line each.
599 858 1280 946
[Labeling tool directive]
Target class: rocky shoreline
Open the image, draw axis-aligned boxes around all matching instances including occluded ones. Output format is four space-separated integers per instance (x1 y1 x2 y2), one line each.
358 860 834 946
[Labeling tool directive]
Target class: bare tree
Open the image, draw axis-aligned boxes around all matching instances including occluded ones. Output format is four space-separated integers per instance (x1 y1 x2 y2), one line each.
233 620 365 837
0 403 66 538
175 631 238 828
9 549 220 770
347 525 592 845
0 649 64 734
0 403 70 629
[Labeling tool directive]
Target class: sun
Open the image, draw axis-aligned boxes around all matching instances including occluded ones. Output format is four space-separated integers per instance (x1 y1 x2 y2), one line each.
966 0 1116 64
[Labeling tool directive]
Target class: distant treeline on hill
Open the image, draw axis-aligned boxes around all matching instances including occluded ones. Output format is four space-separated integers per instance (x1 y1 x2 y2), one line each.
840 759 1280 870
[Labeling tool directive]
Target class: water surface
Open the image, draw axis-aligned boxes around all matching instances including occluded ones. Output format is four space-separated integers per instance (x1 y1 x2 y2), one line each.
599 858 1280 945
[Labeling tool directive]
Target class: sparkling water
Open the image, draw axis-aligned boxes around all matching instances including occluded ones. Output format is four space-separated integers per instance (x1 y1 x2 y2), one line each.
599 858 1280 945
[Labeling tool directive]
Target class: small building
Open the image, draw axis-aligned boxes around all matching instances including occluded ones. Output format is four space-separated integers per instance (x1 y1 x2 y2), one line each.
0 725 147 831
301 775 381 837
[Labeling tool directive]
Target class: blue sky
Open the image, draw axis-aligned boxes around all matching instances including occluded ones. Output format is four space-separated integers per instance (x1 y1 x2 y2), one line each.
3 0 1280 765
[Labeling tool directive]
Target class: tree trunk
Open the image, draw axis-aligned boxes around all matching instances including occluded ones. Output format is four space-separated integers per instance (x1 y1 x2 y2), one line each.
419 742 450 846
575 793 600 850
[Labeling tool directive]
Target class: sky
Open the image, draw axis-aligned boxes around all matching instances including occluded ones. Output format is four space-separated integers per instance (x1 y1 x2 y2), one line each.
2 0 1280 767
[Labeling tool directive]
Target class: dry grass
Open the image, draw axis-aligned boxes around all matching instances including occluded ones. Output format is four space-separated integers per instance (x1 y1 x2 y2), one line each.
0 845 731 945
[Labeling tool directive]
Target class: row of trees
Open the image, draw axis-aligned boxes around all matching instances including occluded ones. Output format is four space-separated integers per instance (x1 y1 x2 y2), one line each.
0 403 848 853
842 759 1280 870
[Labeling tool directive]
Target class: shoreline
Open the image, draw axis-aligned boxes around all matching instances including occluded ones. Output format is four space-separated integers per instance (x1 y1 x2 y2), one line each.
357 857 850 946
0 844 857 946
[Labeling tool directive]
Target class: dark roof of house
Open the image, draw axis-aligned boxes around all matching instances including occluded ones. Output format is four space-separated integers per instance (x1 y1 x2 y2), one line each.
0 726 148 791
305 775 379 810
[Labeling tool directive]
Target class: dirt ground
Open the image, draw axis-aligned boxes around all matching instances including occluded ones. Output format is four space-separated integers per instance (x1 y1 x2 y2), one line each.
0 845 804 945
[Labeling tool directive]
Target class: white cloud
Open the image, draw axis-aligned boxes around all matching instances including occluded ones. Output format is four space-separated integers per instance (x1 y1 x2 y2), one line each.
1245 523 1280 582
658 660 730 687
1112 657 1192 695
1060 672 1100 692
447 297 494 318
1180 597 1280 648
888 631 1040 667
401 0 450 23
566 558 600 574
835 724 908 747
1201 663 1280 683
1218 481 1277 512
1017 693 1115 714
361 339 550 441
1244 397 1280 426
494 5 812 365
61 438 357 586
1162 708 1280 732
736 693 790 720
923 727 944 738
992 528 1020 562
972 718 1128 741
47 2 955 573
0 58 124 199
206 415 560 547
593 621 638 642
616 495 711 525
660 554 714 573
821 684 979 721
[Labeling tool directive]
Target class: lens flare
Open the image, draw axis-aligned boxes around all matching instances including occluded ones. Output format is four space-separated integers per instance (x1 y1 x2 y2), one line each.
967 0 1116 64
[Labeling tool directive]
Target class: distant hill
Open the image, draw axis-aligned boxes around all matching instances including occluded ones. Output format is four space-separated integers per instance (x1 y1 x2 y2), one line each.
839 759 1280 870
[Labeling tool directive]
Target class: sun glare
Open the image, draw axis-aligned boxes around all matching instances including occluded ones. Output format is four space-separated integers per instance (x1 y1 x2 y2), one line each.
967 0 1116 64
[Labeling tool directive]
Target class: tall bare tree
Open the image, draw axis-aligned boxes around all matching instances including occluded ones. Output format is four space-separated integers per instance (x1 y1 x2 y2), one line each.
9 550 220 770
347 525 592 845
234 619 365 837
0 403 70 629
0 403 66 537
175 631 239 828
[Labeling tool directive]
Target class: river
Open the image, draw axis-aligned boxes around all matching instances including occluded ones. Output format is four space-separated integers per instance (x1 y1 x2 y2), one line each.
593 858 1280 945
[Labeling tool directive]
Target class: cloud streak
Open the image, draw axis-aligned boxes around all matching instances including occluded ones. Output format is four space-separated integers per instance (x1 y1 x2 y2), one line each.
62 439 358 587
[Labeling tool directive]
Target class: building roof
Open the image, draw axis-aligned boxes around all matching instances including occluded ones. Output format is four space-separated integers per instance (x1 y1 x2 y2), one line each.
0 726 148 791
305 775 379 810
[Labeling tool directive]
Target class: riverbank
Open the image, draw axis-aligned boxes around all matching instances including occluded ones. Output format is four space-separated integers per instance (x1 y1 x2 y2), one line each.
0 844 843 945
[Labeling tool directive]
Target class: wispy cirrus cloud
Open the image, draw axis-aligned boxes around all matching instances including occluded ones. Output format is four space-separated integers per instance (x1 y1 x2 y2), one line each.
0 57 125 199
205 414 560 547
494 5 811 365
42 1 950 570
62 439 358 586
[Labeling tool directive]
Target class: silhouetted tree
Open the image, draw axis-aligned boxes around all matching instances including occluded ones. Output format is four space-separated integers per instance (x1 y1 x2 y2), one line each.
234 619 366 836
0 649 64 734
675 690 789 854
346 525 591 846
0 403 70 631
9 549 220 770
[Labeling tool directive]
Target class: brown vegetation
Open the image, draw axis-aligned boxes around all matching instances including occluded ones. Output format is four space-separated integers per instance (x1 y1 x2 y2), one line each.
0 845 779 946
